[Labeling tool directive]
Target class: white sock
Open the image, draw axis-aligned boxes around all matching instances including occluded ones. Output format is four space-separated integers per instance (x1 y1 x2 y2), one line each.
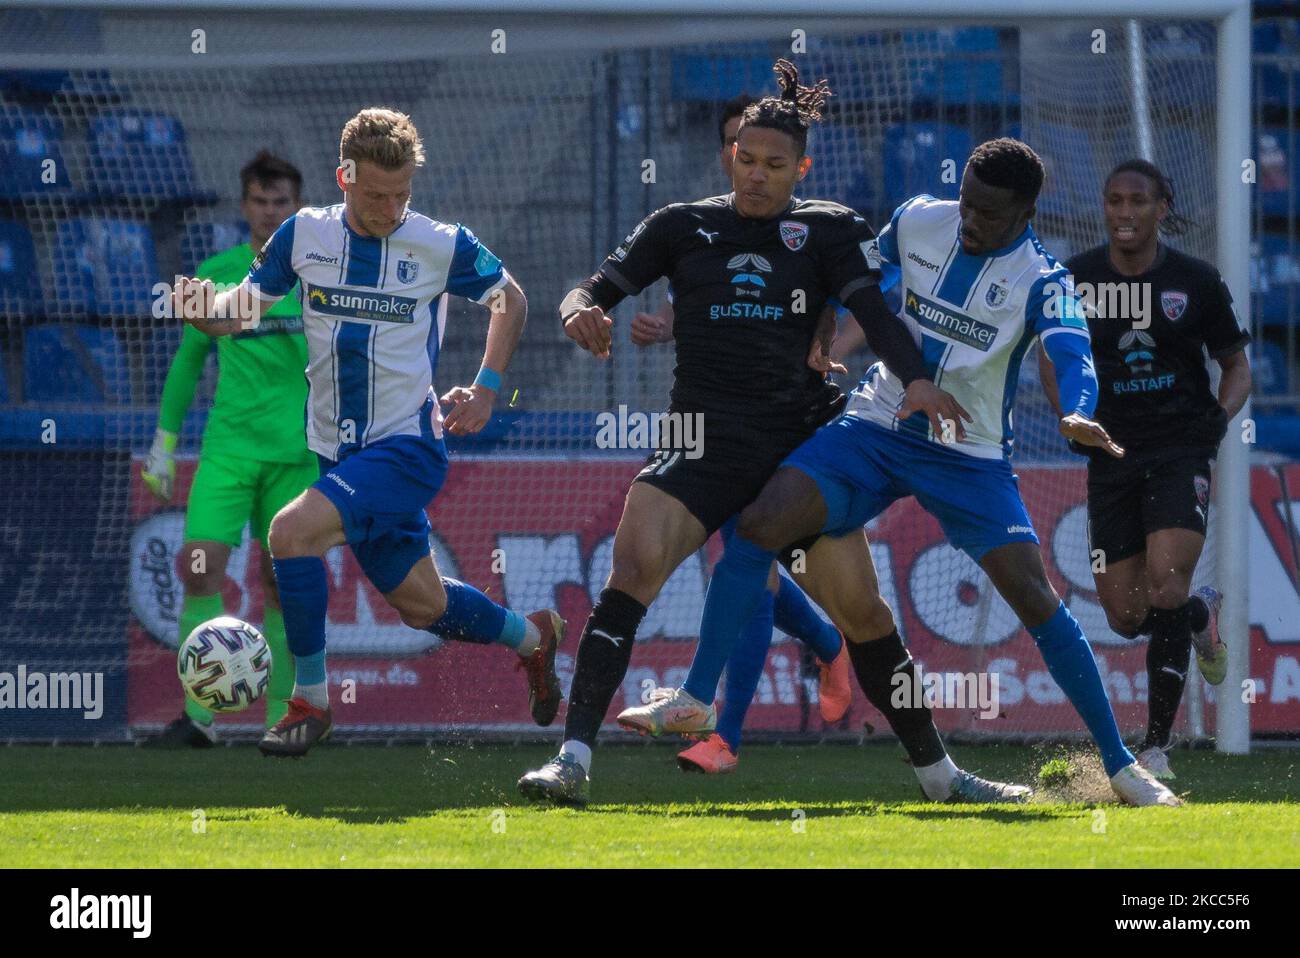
293 681 329 710
915 754 960 800
560 739 592 773
515 618 541 657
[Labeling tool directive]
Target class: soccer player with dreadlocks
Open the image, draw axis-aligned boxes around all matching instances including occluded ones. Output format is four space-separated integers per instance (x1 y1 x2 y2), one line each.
626 138 1184 807
1038 159 1252 781
518 60 1016 806
632 91 853 775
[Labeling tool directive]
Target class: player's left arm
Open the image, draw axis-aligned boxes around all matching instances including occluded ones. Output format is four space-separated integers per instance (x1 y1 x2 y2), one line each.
1203 273 1253 422
1031 271 1123 457
440 225 526 436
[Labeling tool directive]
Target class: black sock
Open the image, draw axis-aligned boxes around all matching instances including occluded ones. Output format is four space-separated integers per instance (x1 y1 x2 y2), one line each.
561 588 647 747
1143 604 1192 751
1187 594 1210 634
846 631 946 768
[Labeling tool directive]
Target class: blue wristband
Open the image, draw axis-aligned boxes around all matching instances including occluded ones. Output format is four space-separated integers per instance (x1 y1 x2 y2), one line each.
474 366 502 392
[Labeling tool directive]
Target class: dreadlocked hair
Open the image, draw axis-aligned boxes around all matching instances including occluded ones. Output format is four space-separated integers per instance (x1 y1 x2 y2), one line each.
737 58 833 156
1105 158 1194 236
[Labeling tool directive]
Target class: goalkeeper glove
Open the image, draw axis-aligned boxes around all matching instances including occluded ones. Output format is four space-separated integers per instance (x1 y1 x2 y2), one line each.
142 428 178 501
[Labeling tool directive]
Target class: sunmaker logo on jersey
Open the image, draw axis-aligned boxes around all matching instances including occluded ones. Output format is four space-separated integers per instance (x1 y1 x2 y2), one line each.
904 291 997 351
305 283 418 323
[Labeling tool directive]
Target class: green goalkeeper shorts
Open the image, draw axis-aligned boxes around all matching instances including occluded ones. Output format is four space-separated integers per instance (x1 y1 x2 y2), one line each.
184 452 319 547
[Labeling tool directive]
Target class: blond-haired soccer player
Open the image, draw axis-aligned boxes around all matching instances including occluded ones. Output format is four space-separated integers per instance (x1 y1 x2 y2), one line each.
172 108 563 756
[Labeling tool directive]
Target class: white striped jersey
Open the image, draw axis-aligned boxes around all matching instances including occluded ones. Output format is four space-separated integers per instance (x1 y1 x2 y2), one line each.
245 204 508 460
851 194 1090 460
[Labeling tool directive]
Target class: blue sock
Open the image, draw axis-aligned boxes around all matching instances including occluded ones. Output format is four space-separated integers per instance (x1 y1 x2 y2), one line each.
1029 602 1134 777
716 589 776 753
272 556 328 685
429 578 519 647
683 535 776 703
774 574 841 663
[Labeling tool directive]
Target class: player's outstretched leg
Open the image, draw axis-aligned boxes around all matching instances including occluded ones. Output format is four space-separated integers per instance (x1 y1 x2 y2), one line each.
980 542 1180 807
789 528 1031 804
520 483 704 806
403 571 566 727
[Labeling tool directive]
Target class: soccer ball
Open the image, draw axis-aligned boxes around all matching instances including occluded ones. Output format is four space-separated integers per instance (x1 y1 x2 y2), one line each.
177 616 271 714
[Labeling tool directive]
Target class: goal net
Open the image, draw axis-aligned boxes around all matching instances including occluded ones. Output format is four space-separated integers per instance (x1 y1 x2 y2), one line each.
0 5 1237 743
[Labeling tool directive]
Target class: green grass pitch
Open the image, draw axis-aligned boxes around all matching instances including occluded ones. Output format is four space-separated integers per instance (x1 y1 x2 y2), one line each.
1 743 1296 868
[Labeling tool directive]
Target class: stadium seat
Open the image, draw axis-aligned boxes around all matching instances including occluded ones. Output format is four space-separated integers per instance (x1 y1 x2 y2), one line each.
0 220 41 319
86 110 211 202
50 217 161 318
1253 340 1290 398
0 107 73 198
1033 123 1101 221
1255 20 1299 112
181 221 249 275
801 122 875 213
670 46 776 102
880 122 973 211
1253 233 1300 327
1257 128 1297 218
23 323 130 403
910 28 1014 108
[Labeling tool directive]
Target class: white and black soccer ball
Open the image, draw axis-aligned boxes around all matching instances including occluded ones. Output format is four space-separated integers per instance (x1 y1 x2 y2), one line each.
177 616 271 714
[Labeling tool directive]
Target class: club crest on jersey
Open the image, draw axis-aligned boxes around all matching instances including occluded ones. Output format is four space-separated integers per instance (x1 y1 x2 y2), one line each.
396 259 419 284
985 282 1009 308
1161 290 1189 321
1194 474 1209 507
779 220 809 252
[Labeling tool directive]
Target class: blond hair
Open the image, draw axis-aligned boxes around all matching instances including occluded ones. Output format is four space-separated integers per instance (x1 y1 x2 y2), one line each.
339 108 425 171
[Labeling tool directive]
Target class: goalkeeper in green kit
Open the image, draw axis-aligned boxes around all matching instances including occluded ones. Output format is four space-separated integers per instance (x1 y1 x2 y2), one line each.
144 151 314 746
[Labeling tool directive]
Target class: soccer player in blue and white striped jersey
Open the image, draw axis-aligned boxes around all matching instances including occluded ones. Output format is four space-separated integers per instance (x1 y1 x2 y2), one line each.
173 108 564 756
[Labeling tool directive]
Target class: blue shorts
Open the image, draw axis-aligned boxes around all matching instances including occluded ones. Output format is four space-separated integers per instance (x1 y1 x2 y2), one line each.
314 435 449 594
784 415 1039 562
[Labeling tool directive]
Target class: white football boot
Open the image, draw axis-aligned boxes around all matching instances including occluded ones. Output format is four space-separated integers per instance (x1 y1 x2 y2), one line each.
1111 761 1183 806
616 686 716 737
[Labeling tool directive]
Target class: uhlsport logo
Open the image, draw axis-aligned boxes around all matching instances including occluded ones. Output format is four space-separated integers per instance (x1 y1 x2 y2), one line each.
904 291 997 351
305 283 418 323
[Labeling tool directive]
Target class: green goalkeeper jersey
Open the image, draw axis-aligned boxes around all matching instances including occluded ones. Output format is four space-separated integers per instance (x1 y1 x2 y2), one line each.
157 242 313 464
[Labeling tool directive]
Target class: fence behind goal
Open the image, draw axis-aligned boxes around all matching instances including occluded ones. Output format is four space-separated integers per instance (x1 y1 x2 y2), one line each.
0 6 1253 742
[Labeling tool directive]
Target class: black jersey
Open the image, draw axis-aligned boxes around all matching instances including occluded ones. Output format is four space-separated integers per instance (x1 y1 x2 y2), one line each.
1066 244 1250 459
599 194 882 428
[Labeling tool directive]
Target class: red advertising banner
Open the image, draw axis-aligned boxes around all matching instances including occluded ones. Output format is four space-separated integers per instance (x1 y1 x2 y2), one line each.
127 458 1300 736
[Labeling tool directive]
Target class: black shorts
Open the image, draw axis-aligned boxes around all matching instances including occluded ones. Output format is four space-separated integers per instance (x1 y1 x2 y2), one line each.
1086 450 1214 564
635 407 836 535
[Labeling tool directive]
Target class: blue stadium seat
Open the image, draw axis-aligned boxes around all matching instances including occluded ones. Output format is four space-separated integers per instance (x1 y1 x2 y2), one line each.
181 221 249 275
51 218 161 318
910 28 1014 108
0 107 73 198
801 122 875 212
670 46 774 102
1253 340 1290 397
87 110 208 202
0 220 41 318
880 122 973 211
1034 123 1101 221
1257 128 1297 218
23 324 130 403
1253 233 1300 327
